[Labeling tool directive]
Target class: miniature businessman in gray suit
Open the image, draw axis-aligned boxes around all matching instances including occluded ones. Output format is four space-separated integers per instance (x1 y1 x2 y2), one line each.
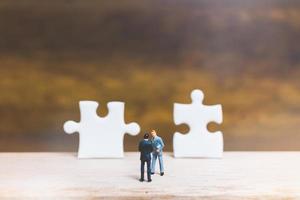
150 130 165 176
138 133 153 182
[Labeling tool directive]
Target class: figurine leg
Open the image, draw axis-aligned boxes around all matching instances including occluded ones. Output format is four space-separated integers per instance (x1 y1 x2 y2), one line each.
140 160 145 181
146 159 151 181
151 153 157 173
158 153 164 173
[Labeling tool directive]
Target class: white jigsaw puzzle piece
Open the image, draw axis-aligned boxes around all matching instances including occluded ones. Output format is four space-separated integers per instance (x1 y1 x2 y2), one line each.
173 89 223 158
64 101 140 158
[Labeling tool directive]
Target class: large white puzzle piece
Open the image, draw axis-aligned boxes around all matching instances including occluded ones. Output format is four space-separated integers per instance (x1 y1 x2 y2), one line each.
64 101 140 158
173 89 223 158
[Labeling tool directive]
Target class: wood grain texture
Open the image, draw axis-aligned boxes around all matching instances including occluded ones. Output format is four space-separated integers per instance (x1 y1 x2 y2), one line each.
0 152 299 199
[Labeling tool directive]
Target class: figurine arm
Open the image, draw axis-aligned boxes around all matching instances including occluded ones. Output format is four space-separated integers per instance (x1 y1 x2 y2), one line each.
160 138 165 149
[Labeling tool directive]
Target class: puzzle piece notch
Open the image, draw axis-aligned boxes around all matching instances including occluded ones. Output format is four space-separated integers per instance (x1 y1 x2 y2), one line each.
64 101 99 134
173 89 223 158
64 101 140 158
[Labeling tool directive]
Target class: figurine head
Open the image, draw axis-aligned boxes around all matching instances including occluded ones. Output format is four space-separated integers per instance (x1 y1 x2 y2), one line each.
144 133 150 139
151 130 157 137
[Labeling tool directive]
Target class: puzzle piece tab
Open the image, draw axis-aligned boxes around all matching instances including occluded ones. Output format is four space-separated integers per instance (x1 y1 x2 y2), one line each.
173 89 223 158
64 101 140 158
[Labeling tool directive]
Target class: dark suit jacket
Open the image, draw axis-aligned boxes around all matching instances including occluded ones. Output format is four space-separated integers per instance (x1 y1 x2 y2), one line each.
139 139 153 161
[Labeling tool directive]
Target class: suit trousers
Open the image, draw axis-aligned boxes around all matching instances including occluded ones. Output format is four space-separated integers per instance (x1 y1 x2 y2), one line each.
141 159 151 180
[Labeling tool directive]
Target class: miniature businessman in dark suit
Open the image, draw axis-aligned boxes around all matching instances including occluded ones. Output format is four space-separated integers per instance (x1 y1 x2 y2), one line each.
138 133 153 182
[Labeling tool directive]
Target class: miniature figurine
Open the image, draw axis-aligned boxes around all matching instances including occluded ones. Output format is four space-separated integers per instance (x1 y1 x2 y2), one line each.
150 130 165 176
138 133 153 182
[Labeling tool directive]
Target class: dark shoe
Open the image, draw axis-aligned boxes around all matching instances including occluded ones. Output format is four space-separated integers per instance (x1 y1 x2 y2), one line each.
160 172 164 176
148 179 152 182
151 172 154 175
139 178 144 182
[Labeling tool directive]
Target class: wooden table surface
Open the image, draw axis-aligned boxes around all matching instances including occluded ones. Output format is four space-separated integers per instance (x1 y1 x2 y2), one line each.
0 152 299 199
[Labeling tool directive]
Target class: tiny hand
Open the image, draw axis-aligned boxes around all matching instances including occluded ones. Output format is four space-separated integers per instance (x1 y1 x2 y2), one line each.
156 149 160 153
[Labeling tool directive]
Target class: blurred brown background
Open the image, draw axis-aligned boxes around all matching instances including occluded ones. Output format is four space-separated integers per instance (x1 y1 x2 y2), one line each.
0 0 300 151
